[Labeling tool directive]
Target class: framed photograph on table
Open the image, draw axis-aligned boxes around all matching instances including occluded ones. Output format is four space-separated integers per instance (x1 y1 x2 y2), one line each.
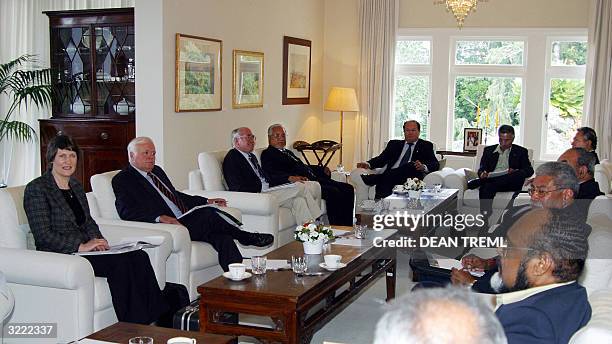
282 36 311 105
463 128 482 151
232 50 264 108
175 33 222 112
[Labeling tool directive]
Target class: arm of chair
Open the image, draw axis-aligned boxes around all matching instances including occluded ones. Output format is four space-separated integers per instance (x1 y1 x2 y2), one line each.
92 218 191 288
98 224 173 290
570 289 612 343
444 169 469 198
183 190 277 216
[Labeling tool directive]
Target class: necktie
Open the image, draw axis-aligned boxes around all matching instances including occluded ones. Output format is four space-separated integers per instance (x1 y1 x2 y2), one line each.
399 142 414 166
148 172 189 213
248 153 269 183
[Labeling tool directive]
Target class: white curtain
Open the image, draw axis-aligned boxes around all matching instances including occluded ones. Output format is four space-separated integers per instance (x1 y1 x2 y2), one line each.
354 0 397 163
0 0 133 187
585 0 612 161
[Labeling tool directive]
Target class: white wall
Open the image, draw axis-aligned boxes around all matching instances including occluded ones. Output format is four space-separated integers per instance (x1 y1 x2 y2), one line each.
136 0 325 188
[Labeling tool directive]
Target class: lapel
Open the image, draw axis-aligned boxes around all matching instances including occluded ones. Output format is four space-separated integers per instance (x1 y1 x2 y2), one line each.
411 139 421 161
490 145 500 168
129 165 166 201
42 171 78 226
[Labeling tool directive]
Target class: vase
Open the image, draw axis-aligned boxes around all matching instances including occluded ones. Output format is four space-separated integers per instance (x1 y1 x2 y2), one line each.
302 239 324 255
408 190 422 199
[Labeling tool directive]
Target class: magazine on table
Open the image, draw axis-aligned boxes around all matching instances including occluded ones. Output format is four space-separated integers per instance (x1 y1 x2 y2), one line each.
74 241 158 256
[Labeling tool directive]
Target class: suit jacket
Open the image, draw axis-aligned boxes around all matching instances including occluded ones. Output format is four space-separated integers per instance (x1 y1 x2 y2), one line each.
223 148 268 193
261 146 324 186
478 144 534 179
113 165 208 223
24 171 103 254
496 282 591 344
577 178 604 200
367 139 439 173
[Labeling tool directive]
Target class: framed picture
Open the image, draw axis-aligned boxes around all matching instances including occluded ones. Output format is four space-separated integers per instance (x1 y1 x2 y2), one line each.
232 50 264 108
175 33 222 112
282 36 311 105
464 128 483 151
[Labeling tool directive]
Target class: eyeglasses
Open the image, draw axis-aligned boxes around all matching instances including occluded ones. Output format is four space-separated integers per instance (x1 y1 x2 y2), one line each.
238 134 256 140
527 187 563 196
496 246 536 258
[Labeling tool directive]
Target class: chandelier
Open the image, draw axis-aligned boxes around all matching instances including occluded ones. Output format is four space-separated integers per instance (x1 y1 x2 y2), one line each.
435 0 487 29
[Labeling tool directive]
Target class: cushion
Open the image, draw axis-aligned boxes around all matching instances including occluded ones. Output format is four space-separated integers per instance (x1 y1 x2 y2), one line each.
197 152 225 191
0 187 28 249
580 228 612 293
190 241 220 271
462 189 514 209
90 171 121 219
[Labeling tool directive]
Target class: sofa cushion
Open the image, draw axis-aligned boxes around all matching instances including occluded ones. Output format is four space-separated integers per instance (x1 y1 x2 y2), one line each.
191 241 220 271
580 228 612 293
462 189 515 209
90 171 121 219
0 186 29 249
197 152 226 191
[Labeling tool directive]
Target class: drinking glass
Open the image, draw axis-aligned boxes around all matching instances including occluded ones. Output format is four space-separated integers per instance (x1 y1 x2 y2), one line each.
251 255 267 275
353 224 367 239
291 255 308 274
433 183 443 193
128 337 153 344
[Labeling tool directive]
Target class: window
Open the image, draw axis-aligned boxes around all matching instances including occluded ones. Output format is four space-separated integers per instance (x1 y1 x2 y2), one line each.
450 39 525 151
543 39 587 158
393 39 431 139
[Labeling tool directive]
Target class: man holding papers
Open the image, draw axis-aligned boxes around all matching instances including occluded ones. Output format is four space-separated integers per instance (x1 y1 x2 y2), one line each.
223 127 323 225
261 124 354 226
467 125 534 225
113 137 273 272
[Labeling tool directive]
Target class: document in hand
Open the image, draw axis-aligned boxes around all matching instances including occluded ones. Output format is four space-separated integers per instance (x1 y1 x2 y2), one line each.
430 254 485 277
74 241 158 256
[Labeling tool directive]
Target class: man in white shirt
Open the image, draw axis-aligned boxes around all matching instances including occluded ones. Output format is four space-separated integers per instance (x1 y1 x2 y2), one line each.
222 127 323 225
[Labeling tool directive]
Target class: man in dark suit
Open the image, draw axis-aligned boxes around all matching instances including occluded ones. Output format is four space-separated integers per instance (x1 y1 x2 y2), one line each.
495 207 591 344
222 127 322 225
112 137 273 271
261 124 355 226
558 147 603 201
572 126 600 164
468 125 533 221
356 120 439 199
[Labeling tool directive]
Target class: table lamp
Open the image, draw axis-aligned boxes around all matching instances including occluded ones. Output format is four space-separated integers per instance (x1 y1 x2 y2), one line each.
324 87 359 171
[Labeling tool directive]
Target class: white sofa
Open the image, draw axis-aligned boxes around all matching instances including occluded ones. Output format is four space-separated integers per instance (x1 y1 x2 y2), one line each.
0 185 172 343
188 148 325 248
594 159 611 194
89 170 249 301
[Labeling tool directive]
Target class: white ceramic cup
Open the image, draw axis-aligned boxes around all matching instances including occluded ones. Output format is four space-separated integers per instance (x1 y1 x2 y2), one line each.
324 254 342 268
167 337 196 344
228 263 246 279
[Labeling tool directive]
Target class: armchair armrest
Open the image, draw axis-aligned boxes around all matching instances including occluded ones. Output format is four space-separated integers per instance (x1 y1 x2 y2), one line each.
183 190 277 216
445 169 469 194
99 224 173 289
0 248 94 290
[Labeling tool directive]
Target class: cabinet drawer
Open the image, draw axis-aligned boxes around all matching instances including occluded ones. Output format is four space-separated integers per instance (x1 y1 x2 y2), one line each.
40 121 131 148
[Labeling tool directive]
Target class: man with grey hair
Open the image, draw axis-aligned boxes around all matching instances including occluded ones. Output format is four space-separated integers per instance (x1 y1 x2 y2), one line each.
113 137 273 271
558 147 603 200
374 287 507 344
261 124 355 226
223 127 323 225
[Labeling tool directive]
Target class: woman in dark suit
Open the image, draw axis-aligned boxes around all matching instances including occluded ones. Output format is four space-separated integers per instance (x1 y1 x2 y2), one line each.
23 135 168 324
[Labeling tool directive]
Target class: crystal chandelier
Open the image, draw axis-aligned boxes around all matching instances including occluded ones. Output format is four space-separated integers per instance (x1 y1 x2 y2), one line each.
435 0 487 29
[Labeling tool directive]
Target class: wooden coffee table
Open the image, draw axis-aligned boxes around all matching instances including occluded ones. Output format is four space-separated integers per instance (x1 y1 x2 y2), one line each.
86 322 235 343
198 229 397 344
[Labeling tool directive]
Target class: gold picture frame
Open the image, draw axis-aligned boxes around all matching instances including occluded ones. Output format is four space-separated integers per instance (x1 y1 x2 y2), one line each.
232 50 264 108
175 33 222 112
282 36 311 105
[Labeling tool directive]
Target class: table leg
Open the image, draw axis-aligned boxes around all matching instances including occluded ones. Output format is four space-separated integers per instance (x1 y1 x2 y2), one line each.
386 258 397 301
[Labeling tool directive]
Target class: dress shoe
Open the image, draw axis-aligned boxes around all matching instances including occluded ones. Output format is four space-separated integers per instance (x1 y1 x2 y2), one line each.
238 232 274 247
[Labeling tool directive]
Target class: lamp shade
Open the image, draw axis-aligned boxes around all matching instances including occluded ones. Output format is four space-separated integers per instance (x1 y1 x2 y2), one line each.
324 87 359 112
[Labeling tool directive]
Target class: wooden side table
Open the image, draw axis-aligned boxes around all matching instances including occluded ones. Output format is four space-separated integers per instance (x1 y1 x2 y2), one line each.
86 322 235 344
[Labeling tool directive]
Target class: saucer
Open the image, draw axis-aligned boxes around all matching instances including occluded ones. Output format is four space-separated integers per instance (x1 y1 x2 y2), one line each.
222 271 252 281
319 262 346 271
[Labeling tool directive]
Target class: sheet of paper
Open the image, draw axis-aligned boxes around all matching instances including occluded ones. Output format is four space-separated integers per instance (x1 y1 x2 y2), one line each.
74 241 158 256
488 170 509 178
243 259 290 270
332 238 365 247
178 204 218 219
430 254 485 277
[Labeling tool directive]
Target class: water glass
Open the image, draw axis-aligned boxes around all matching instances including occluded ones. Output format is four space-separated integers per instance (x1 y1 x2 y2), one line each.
433 183 443 193
354 224 368 239
291 255 308 274
128 337 153 344
251 255 267 275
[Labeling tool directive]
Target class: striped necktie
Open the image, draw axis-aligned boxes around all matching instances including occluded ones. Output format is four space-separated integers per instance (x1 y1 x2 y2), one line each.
147 172 189 213
248 153 269 183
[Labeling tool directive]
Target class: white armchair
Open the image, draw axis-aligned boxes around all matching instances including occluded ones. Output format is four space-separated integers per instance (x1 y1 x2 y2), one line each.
89 170 246 301
0 185 172 342
188 148 324 248
594 160 611 194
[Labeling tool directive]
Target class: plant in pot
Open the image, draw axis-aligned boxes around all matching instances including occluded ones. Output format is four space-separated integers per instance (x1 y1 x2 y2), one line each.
0 54 53 187
294 221 334 255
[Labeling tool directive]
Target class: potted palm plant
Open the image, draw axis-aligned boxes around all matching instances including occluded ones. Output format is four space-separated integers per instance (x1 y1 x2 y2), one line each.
0 54 53 187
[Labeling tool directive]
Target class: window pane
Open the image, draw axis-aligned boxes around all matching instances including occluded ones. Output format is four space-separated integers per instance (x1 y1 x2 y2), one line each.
545 78 585 155
396 40 431 64
394 75 430 139
455 41 524 65
551 41 587 66
452 76 522 151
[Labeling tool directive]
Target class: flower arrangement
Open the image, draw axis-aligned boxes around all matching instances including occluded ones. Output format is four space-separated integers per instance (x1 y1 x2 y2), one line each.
403 178 426 191
294 222 334 243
